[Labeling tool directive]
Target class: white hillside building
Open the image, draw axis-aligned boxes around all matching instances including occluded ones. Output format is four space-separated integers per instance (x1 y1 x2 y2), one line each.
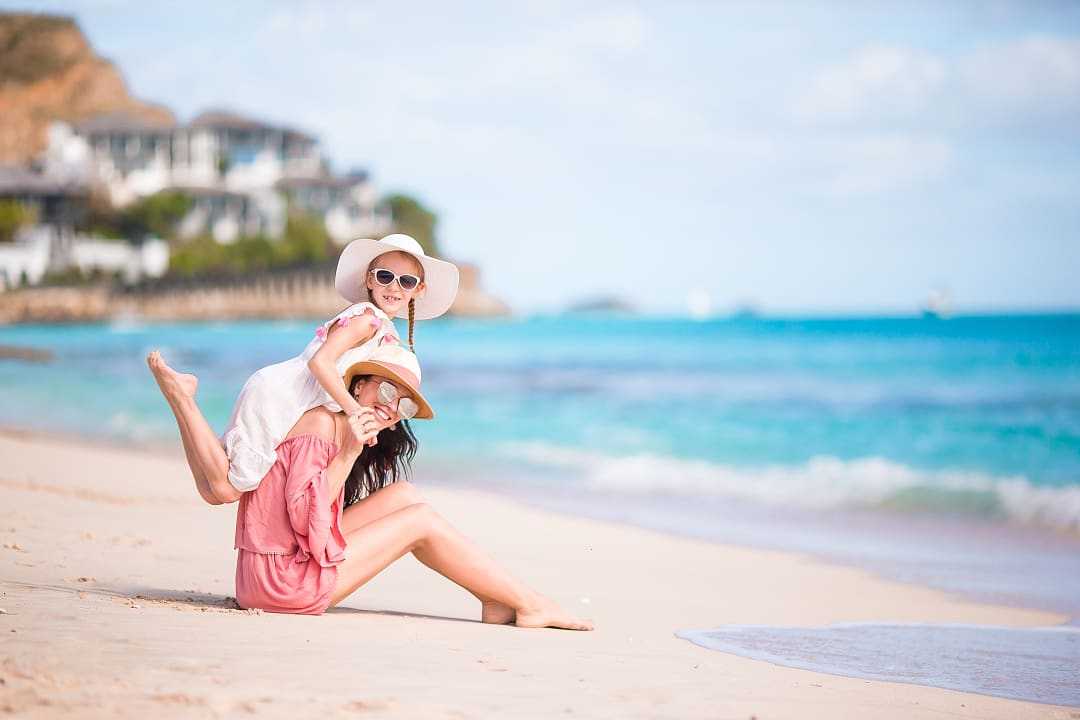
46 110 392 244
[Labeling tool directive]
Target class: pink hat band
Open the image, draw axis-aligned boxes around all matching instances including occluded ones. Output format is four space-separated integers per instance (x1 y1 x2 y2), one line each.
373 362 420 390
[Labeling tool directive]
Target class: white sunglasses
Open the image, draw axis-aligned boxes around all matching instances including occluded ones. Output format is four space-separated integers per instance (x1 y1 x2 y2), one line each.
369 268 421 291
375 380 419 420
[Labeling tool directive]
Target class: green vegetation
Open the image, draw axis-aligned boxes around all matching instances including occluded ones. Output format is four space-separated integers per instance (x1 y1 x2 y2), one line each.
0 200 38 242
83 189 192 241
124 190 193 240
164 193 445 278
167 211 333 278
40 266 92 285
57 185 444 281
385 193 441 256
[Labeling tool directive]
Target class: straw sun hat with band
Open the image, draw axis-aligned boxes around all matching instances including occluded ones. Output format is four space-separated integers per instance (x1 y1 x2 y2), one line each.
342 344 434 421
335 234 460 351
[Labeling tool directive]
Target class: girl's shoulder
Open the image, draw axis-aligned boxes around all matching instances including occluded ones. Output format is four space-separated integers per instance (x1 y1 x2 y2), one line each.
336 302 389 322
314 302 389 343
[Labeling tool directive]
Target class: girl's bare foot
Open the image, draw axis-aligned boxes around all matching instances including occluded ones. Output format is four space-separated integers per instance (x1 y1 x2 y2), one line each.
146 351 198 401
481 600 516 625
515 596 594 631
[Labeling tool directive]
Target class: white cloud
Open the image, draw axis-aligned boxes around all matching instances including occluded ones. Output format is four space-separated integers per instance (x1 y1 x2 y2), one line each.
564 8 648 53
794 35 1080 130
794 46 946 123
806 134 955 198
465 8 650 101
958 36 1080 121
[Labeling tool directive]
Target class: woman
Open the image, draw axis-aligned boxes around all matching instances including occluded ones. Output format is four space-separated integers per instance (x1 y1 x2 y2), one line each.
147 345 593 629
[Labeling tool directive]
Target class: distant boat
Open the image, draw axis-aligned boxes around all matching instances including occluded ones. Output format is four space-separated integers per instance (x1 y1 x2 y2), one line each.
730 303 761 320
566 296 636 315
922 289 953 319
687 289 713 320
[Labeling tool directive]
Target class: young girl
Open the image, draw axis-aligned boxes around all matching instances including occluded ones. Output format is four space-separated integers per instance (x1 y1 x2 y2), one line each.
147 233 459 501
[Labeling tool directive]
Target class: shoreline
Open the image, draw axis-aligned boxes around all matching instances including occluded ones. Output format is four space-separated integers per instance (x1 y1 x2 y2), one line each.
0 261 510 324
7 423 1080 622
2 428 1076 717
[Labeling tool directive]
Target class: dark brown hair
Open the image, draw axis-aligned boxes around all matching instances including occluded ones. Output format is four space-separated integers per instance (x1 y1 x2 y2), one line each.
342 374 419 506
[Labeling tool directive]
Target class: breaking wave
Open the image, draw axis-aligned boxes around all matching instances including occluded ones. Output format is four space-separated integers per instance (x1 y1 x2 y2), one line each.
500 442 1080 533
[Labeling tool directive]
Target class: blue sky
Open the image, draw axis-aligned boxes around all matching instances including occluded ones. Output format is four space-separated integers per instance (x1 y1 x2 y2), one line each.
7 0 1080 314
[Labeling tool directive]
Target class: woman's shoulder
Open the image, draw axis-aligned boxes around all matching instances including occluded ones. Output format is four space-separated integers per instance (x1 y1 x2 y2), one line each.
288 407 339 444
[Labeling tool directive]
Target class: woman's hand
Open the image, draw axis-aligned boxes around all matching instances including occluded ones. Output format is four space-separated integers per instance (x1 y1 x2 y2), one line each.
342 407 380 457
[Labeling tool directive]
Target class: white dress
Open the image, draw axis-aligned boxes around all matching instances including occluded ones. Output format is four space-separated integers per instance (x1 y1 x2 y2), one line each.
221 302 397 492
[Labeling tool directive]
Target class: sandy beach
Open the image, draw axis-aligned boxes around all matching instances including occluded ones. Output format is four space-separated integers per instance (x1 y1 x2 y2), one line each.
0 430 1074 719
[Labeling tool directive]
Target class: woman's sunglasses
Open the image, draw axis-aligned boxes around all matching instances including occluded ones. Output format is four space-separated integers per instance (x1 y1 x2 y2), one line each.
376 381 419 420
370 268 421 291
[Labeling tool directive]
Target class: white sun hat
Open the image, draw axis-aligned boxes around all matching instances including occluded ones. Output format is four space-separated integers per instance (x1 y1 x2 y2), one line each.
334 234 460 320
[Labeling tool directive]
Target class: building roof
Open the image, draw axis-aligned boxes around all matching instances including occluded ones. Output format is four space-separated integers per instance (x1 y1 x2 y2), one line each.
275 174 366 191
69 108 318 146
0 166 89 196
168 184 252 200
74 112 176 134
190 109 316 143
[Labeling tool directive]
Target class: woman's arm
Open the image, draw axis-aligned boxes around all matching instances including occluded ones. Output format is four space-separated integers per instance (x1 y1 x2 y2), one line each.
307 312 381 416
323 410 378 503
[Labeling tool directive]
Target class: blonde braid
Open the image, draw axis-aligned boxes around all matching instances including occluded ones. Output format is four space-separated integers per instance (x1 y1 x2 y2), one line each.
407 298 416 352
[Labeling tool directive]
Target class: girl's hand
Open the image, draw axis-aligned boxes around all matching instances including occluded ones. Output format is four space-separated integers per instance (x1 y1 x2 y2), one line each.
343 408 379 456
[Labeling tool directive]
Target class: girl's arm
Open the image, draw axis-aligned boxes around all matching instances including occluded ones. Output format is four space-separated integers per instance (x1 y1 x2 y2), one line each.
211 478 242 504
307 312 382 416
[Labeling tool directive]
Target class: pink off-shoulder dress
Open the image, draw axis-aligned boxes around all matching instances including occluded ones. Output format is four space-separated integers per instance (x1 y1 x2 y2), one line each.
221 301 399 494
234 434 347 615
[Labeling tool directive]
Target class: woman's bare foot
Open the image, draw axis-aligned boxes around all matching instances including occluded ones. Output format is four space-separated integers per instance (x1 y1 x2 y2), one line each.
481 600 516 625
515 596 594 631
147 351 198 401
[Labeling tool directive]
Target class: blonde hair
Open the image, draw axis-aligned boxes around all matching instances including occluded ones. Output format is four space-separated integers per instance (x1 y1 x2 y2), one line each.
407 298 416 352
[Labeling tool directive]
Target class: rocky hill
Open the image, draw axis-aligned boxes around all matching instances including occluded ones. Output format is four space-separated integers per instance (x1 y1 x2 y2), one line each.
0 13 173 165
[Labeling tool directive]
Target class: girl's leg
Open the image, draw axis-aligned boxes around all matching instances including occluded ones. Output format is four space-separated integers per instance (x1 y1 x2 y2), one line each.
146 351 239 505
330 502 593 631
341 481 516 624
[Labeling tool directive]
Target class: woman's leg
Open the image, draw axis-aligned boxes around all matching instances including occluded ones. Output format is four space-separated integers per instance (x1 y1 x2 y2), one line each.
146 351 239 505
340 480 424 533
341 481 516 624
330 502 593 630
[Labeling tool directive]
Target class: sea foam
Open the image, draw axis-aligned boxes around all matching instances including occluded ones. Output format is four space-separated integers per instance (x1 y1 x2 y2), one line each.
501 442 1080 533
677 623 1080 707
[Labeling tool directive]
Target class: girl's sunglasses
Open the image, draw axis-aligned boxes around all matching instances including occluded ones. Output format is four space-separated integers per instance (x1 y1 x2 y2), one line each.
370 268 421 291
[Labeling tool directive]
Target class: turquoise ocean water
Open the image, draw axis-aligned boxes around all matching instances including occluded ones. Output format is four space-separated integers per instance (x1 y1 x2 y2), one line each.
3 313 1077 526
3 313 1080 703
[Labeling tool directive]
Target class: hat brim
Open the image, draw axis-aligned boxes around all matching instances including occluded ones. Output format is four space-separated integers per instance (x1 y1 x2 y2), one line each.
342 360 434 420
335 238 460 320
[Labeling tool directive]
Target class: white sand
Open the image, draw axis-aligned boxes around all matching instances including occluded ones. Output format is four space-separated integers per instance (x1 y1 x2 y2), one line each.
0 431 1073 719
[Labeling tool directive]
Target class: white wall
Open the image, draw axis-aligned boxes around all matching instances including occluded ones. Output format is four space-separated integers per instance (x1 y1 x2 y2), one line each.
0 228 51 290
71 236 171 283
